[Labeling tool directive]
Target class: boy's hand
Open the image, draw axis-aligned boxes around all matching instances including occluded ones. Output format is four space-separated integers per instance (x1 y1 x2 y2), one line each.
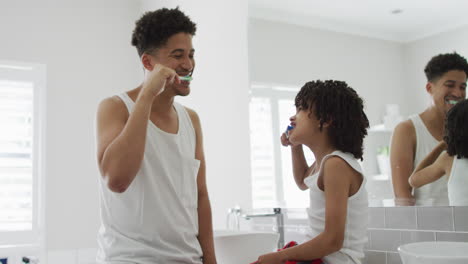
253 251 287 264
281 132 300 147
280 132 292 146
437 141 448 150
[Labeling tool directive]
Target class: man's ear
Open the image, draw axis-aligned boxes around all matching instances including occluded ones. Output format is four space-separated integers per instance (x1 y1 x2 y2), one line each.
141 53 154 71
426 82 433 95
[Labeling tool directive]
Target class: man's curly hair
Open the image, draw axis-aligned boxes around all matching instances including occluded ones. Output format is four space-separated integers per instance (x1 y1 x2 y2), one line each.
295 80 369 160
424 52 468 82
131 7 197 57
444 99 468 159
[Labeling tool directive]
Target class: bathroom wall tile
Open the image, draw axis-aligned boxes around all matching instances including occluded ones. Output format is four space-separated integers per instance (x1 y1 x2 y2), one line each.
370 229 401 252
283 218 308 226
368 207 385 228
400 231 435 245
454 206 468 232
283 227 309 244
252 224 276 232
284 209 308 226
77 248 97 264
285 206 468 262
365 230 371 250
250 217 276 225
363 250 386 264
387 252 402 264
48 250 77 264
385 207 417 229
436 232 468 242
417 207 453 231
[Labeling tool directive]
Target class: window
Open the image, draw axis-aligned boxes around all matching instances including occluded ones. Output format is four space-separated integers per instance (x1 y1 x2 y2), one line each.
0 61 45 245
249 83 314 209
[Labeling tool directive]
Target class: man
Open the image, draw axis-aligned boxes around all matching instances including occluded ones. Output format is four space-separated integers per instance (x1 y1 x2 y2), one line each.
95 8 216 263
390 52 468 206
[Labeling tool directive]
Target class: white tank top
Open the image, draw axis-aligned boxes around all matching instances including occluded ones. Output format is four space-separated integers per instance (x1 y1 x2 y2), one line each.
448 157 468 206
96 93 203 264
409 115 449 206
304 151 368 264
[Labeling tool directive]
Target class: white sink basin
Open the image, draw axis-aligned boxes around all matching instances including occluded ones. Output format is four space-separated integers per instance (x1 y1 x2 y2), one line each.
214 230 279 264
398 241 468 264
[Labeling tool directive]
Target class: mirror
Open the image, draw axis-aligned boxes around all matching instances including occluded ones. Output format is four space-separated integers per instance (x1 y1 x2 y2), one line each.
247 0 468 207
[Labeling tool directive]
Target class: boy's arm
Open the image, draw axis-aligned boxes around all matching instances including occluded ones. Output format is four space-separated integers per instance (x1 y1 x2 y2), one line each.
281 133 310 190
291 145 312 190
409 142 450 188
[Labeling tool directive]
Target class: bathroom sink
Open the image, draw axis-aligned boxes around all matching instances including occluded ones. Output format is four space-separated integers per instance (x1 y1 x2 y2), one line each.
398 241 468 264
214 230 279 264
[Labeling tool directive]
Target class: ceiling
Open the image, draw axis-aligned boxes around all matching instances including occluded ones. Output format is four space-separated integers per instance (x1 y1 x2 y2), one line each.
249 0 468 43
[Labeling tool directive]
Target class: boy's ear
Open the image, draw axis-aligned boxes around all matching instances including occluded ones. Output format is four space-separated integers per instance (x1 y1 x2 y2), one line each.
321 119 332 128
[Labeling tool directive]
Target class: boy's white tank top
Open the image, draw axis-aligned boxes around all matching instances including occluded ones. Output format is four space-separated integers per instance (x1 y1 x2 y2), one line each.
409 115 449 206
304 151 368 264
448 157 468 206
96 93 202 264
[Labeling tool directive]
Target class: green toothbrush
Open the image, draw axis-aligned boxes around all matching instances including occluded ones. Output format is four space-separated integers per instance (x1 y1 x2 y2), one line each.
179 75 193 81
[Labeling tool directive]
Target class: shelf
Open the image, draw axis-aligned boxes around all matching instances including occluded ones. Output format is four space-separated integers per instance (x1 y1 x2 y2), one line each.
369 124 393 133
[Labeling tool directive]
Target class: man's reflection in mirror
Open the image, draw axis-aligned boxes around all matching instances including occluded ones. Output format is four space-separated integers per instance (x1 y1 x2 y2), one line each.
390 52 468 206
409 99 468 206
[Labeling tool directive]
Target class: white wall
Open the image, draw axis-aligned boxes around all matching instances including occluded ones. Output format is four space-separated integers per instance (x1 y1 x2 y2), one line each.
403 25 468 113
249 18 409 125
0 0 142 251
141 0 252 229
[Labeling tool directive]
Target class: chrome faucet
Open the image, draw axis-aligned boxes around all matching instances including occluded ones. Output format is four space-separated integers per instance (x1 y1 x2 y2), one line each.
242 207 285 249
226 205 242 230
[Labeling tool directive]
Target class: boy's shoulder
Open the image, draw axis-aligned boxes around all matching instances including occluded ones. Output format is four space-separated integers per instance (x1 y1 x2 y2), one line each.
323 154 360 178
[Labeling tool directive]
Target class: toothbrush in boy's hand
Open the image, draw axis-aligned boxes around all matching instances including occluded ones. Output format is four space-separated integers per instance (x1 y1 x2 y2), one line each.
285 125 294 139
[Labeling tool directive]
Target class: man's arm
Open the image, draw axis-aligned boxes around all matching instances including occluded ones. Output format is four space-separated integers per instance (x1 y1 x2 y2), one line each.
96 93 153 193
96 65 178 193
390 120 417 205
409 142 450 188
187 108 216 264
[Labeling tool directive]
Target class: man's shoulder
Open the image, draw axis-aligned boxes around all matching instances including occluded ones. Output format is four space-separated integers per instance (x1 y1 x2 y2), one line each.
182 105 200 122
100 95 124 106
97 95 128 120
395 119 416 135
392 119 417 149
182 105 196 115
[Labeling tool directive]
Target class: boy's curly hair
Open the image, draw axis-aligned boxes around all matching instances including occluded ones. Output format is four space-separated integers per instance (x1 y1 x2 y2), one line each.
131 7 196 57
424 52 468 82
295 80 369 160
445 99 468 159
